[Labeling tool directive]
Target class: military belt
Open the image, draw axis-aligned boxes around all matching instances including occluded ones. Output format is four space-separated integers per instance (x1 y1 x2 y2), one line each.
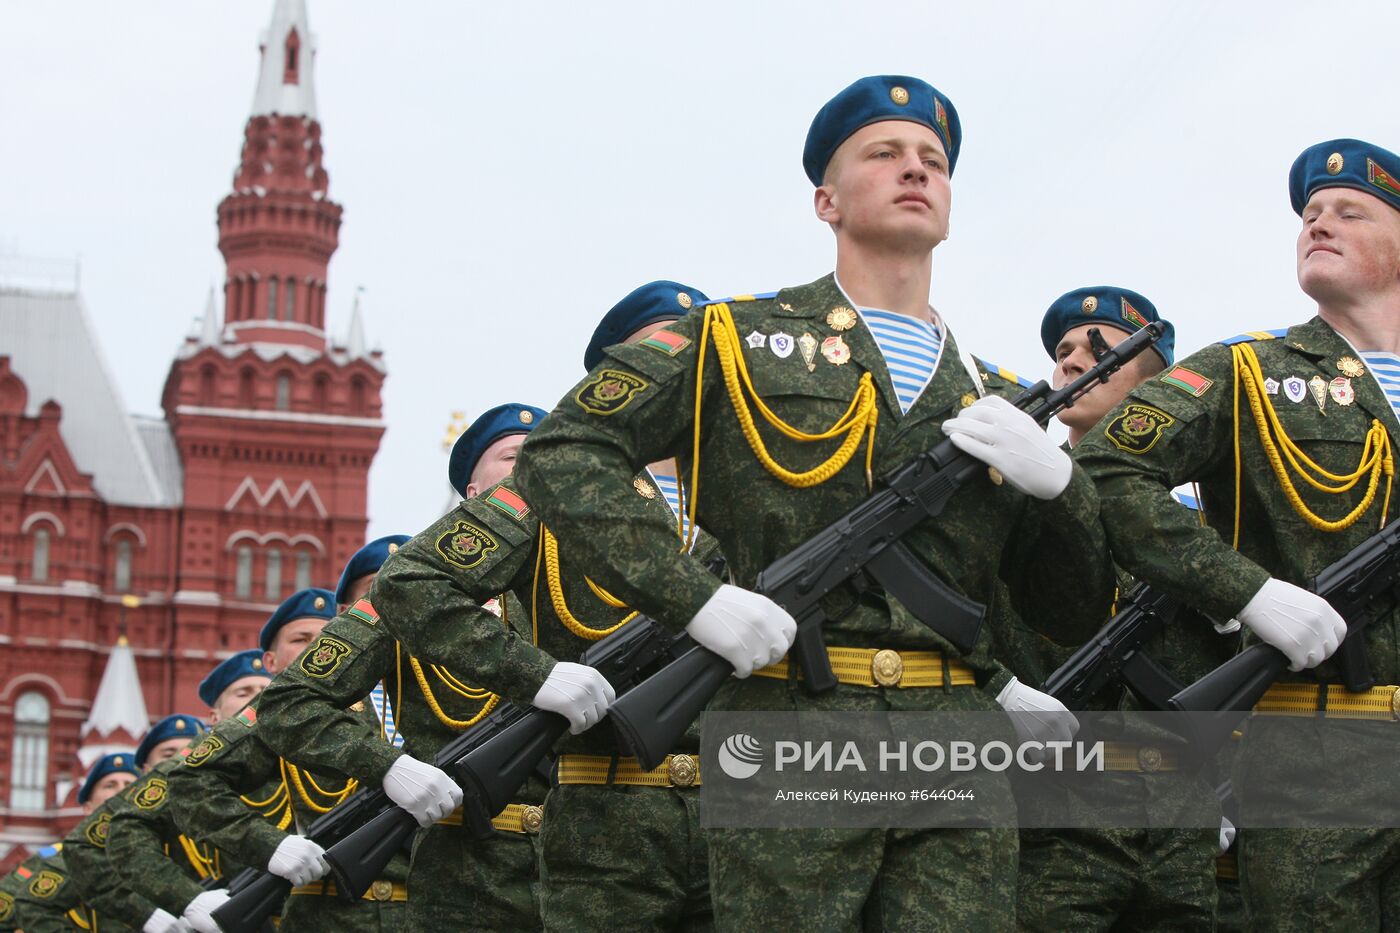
1101 741 1178 773
289 878 408 902
753 647 976 689
556 753 701 788
437 802 544 834
1254 683 1400 720
1216 852 1238 881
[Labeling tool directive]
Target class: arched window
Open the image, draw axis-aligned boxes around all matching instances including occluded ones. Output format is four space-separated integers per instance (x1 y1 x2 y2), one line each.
239 369 256 409
275 374 291 411
235 545 253 598
9 691 51 811
267 278 279 321
265 548 282 600
295 550 313 590
114 539 133 593
312 373 329 411
31 528 51 582
350 376 367 415
199 365 217 406
284 279 296 321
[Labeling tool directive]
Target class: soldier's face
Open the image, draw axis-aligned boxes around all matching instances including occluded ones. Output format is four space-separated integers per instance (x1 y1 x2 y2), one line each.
210 674 271 723
1052 323 1159 442
466 434 526 499
816 121 951 252
143 737 192 769
1298 188 1400 306
83 772 136 813
266 617 330 674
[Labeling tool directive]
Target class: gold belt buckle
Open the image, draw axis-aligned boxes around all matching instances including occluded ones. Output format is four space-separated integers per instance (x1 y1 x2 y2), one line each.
872 649 904 687
668 754 698 787
370 880 394 902
521 805 544 834
1137 746 1163 772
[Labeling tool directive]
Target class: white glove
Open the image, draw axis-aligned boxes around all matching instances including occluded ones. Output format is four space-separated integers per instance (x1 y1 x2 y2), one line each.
142 908 184 933
382 755 463 827
267 834 329 886
532 662 616 734
1237 578 1346 671
1219 816 1237 855
996 677 1081 745
942 394 1072 500
685 584 797 678
181 889 229 933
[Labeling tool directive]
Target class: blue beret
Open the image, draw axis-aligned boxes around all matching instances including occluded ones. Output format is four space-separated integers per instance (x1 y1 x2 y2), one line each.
1289 138 1400 216
336 535 412 606
77 752 139 804
583 281 710 372
135 714 206 768
1040 286 1175 367
260 588 337 652
804 75 961 186
447 403 548 496
198 648 268 707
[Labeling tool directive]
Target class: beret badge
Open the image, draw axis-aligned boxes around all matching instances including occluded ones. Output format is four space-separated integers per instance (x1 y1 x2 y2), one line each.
1327 152 1344 175
890 86 910 105
1082 296 1098 314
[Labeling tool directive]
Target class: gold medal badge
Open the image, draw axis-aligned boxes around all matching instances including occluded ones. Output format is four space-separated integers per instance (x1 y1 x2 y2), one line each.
826 306 857 331
799 333 818 372
1337 356 1366 378
1308 375 1328 414
821 335 851 365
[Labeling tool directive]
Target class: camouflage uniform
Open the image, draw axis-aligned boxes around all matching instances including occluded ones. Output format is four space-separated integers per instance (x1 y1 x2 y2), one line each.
1074 318 1400 931
254 599 545 933
369 476 716 931
107 756 247 917
8 849 92 933
513 275 1115 931
166 696 409 931
62 795 164 931
0 859 27 933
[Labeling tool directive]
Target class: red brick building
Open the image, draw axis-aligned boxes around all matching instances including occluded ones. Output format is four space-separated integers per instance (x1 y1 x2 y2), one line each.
0 0 384 867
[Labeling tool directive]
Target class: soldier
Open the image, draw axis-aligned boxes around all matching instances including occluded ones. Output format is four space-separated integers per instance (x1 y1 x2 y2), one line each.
9 845 77 933
0 857 29 933
371 283 726 931
512 76 1116 929
199 647 271 723
257 528 540 931
168 589 415 932
1072 138 1400 931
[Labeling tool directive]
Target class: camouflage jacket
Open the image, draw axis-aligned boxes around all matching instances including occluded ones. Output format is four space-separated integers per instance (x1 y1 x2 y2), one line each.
8 848 96 933
1074 316 1400 687
371 473 720 756
62 795 161 930
0 858 27 933
107 757 247 916
514 273 1114 693
256 588 549 805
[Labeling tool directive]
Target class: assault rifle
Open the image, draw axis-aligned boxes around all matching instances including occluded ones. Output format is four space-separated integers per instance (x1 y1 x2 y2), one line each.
313 613 685 906
608 322 1167 770
1167 514 1400 750
1042 582 1187 710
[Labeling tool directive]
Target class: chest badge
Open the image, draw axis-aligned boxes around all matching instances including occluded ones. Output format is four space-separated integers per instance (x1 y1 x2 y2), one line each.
826 306 858 331
799 332 818 372
633 477 658 499
1263 377 1280 396
1308 375 1328 414
1283 376 1307 403
821 335 851 365
745 331 767 349
1337 356 1366 378
1329 377 1355 406
770 332 795 359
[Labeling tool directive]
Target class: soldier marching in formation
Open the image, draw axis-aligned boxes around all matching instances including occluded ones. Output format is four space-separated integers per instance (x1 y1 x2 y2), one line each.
14 76 1400 933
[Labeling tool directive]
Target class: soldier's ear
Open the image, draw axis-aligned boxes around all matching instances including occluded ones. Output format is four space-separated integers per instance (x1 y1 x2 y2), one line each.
814 184 840 225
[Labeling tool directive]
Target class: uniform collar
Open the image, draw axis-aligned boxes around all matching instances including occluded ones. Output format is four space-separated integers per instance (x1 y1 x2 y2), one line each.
1279 316 1397 430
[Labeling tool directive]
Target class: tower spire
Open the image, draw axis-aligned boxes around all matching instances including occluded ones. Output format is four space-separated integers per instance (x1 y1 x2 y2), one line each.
251 0 318 121
78 635 150 768
346 286 366 358
199 285 220 345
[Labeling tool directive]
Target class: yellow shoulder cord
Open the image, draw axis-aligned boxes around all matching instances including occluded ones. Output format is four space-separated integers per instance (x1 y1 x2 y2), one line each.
178 836 216 879
536 524 637 640
695 301 879 490
284 760 357 814
406 603 510 731
1232 343 1393 546
239 772 293 831
67 907 93 930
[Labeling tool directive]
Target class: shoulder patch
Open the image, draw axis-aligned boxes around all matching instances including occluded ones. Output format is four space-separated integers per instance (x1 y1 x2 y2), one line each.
300 635 353 678
132 777 168 810
29 869 63 898
575 369 649 416
484 487 530 520
1105 404 1176 454
638 329 691 358
972 356 1034 389
436 520 499 569
1219 328 1288 346
346 597 380 626
85 812 112 848
1159 366 1214 398
184 734 226 768
0 891 12 922
237 707 257 726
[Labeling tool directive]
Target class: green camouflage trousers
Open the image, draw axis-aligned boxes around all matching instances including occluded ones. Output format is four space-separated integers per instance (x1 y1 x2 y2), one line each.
406 822 540 932
281 892 407 932
538 783 710 932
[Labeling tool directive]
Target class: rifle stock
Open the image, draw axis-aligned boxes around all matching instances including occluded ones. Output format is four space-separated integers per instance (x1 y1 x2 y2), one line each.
210 869 288 933
449 708 565 839
321 805 418 903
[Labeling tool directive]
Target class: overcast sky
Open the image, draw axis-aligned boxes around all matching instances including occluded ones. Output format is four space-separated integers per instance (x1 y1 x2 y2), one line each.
4 1 1398 539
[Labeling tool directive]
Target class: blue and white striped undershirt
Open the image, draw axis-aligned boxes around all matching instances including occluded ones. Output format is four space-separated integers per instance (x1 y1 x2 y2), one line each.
369 683 403 748
858 307 944 414
649 472 692 544
1361 352 1400 424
